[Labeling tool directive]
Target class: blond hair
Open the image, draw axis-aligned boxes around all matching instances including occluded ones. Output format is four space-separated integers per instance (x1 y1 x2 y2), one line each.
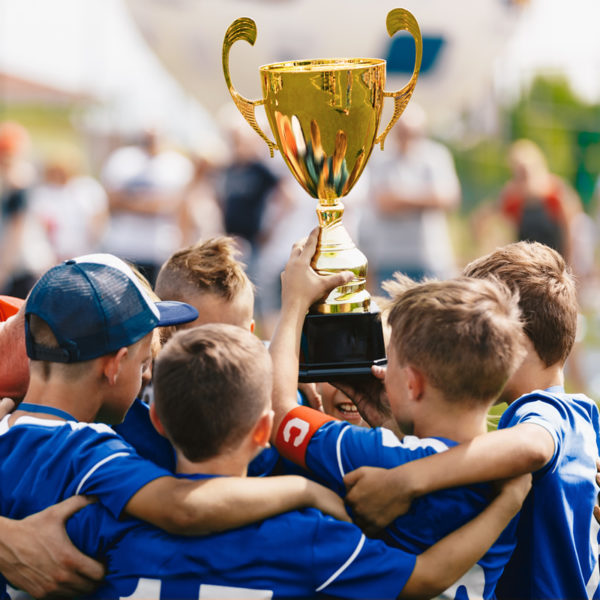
155 237 253 303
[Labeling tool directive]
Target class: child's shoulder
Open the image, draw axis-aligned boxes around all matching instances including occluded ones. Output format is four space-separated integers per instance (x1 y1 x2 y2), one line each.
501 387 599 430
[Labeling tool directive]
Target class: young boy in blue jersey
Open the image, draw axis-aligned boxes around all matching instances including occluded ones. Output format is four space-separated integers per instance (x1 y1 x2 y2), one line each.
117 236 330 476
269 229 528 600
114 236 265 472
343 241 600 600
0 253 351 596
65 322 530 599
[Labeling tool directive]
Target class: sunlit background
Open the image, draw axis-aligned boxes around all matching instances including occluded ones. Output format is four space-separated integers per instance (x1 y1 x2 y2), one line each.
2 0 600 401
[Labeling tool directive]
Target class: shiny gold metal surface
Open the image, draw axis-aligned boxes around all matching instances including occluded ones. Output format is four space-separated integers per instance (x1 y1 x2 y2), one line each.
222 9 422 314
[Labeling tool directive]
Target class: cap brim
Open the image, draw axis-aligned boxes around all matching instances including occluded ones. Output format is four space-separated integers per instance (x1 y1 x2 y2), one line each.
155 301 199 327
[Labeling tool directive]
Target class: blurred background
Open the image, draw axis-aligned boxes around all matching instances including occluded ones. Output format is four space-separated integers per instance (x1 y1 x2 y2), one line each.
2 0 600 399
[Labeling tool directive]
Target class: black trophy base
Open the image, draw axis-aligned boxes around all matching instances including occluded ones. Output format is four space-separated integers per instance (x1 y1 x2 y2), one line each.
298 310 387 382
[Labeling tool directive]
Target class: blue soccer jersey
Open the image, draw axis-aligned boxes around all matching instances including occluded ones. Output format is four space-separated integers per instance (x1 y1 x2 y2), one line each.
66 474 416 600
114 397 290 477
0 414 171 593
495 386 600 600
275 406 519 600
113 398 176 471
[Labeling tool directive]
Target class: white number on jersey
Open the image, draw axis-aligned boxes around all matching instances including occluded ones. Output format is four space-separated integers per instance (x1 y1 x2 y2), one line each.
120 578 273 599
438 564 485 600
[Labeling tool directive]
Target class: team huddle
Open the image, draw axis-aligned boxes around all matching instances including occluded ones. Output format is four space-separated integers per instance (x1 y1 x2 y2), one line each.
0 230 598 599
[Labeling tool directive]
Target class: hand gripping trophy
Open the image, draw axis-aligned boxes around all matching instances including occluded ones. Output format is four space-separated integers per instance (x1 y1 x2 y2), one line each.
222 9 422 381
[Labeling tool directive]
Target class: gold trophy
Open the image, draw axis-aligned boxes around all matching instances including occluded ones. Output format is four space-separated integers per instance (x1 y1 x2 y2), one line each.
223 9 422 380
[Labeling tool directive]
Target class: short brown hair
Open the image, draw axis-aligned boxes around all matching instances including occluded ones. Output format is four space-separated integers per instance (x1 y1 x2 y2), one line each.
155 237 253 303
153 324 271 462
463 241 577 367
387 275 524 404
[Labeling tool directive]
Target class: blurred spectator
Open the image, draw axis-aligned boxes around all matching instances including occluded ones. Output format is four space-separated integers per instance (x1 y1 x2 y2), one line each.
178 151 224 247
0 121 52 296
498 139 583 263
215 106 283 269
482 139 594 397
359 103 461 291
29 152 108 261
100 128 193 285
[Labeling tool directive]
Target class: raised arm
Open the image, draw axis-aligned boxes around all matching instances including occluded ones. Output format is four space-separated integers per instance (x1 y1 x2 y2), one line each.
268 228 353 438
124 472 350 535
345 423 553 532
400 474 531 599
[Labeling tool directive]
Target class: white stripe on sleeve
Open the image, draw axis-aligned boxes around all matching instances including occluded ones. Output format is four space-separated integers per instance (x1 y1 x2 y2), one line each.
316 533 366 592
75 452 130 495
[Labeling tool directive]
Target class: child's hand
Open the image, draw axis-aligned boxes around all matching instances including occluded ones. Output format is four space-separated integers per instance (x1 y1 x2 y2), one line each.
331 368 397 431
343 466 414 535
0 397 15 418
281 228 353 313
298 382 323 412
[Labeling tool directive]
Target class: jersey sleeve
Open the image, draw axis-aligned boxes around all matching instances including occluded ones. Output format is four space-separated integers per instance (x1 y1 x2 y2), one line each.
275 406 441 496
311 513 416 599
498 395 563 475
70 424 173 519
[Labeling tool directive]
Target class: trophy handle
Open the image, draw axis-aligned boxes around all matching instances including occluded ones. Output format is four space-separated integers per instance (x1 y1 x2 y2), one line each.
375 9 423 150
222 18 278 157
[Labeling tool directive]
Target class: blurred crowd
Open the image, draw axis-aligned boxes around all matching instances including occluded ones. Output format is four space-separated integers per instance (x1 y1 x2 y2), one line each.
2 103 600 394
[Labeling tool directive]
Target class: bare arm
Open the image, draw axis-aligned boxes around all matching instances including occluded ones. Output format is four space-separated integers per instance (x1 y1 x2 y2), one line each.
0 497 105 598
107 189 183 216
345 423 553 532
400 474 531 599
124 473 350 535
376 188 459 214
268 228 353 438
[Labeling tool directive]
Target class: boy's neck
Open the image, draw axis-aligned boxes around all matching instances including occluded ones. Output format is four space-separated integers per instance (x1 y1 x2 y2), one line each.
175 448 249 478
503 351 564 404
14 372 101 424
411 388 489 443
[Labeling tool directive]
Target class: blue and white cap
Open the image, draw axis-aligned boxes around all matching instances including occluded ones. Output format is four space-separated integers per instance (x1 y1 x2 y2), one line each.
25 254 198 363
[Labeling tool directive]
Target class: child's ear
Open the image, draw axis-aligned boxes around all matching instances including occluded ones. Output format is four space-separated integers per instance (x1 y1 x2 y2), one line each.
405 365 425 402
102 347 128 386
251 409 274 448
149 402 167 437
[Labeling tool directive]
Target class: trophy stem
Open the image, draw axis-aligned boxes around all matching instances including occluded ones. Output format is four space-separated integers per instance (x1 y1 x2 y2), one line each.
310 201 371 314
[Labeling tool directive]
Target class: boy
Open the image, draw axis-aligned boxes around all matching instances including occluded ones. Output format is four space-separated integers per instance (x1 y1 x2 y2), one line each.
65 323 530 598
114 236 262 471
344 241 600 600
268 229 527 599
154 236 255 333
122 236 317 476
0 254 349 595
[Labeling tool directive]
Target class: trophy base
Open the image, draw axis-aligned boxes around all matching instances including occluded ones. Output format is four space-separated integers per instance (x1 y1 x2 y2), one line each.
298 310 387 383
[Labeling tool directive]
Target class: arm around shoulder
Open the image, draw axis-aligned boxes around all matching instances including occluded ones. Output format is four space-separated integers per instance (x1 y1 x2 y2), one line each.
398 474 531 599
344 422 553 533
124 474 350 535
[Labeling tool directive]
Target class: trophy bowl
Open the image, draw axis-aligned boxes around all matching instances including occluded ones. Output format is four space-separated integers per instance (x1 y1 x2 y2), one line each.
223 8 422 380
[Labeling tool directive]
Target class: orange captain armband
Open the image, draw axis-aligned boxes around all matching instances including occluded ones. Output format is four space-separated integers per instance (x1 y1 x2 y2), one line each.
0 296 24 321
275 405 335 469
